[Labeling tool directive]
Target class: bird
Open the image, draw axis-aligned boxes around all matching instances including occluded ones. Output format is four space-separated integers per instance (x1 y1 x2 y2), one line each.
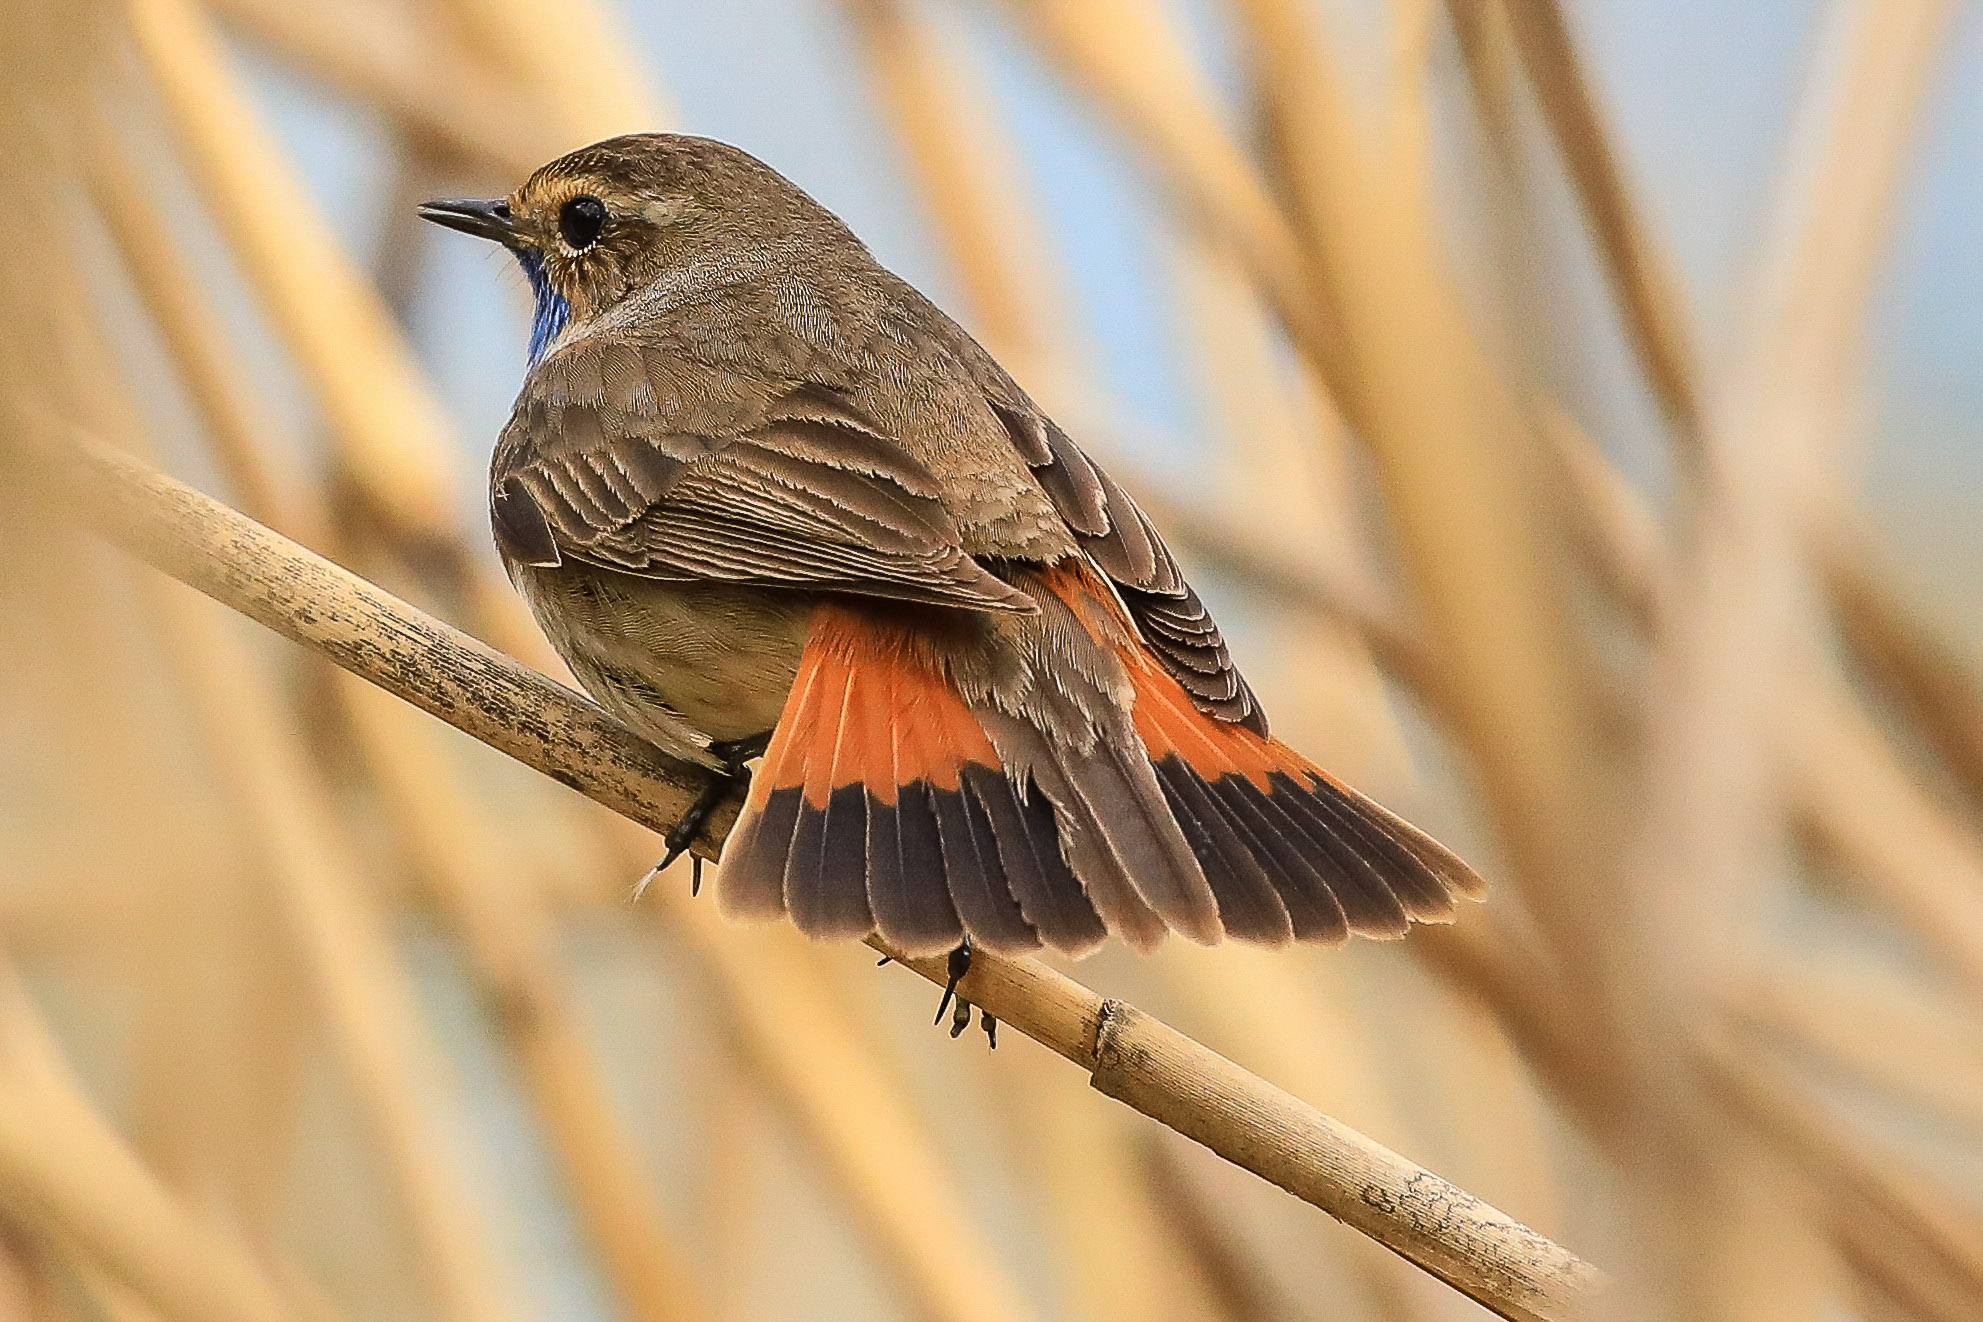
420 134 1485 1021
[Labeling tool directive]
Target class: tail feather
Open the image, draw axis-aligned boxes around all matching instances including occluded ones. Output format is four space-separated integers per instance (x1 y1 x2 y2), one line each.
866 681 964 953
963 765 1107 956
870 782 963 953
1258 772 1414 937
1303 776 1457 924
1083 739 1222 943
716 643 826 923
1149 754 1293 944
930 759 1037 951
1354 792 1490 903
1203 775 1350 943
978 706 1214 950
785 657 874 939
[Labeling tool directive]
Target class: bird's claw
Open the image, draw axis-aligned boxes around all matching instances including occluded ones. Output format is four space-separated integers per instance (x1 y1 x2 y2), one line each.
633 760 747 902
932 939 991 1045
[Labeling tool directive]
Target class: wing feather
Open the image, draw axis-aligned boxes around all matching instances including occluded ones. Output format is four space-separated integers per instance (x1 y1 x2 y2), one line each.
992 401 1265 732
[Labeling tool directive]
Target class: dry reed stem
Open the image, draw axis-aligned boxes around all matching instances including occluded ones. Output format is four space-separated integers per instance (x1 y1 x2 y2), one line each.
204 0 557 176
1037 1067 1221 1322
1052 376 1983 1156
96 159 717 1316
1160 0 1604 955
34 431 1607 1322
1783 668 1983 995
1136 1139 1308 1322
338 677 718 1322
876 941 1600 1321
1497 0 1703 446
656 908 1043 1322
849 0 1416 739
688 1055 758 1322
133 572 524 1322
990 1039 1214 1322
363 443 1049 1320
846 0 1404 745
123 0 1570 1300
1603 2 1954 1309
1004 6 1647 1170
1727 957 1983 1135
1497 0 1983 834
53 428 720 838
84 125 319 542
1036 16 1982 1303
613 829 1044 1322
434 0 664 144
1014 14 1974 1179
840 18 1496 1313
607 814 1040 1322
1176 240 1410 787
1821 522 1983 813
992 0 1333 373
745 33 1269 1300
1538 411 1983 995
91 103 722 1322
126 0 462 540
1163 948 1468 1321
343 548 1037 1322
0 1225 71 1322
0 968 298 1322
78 238 1044 1322
32 205 523 1322
123 856 297 1238
1700 1032 1983 1307
839 0 1068 374
1185 12 1556 1238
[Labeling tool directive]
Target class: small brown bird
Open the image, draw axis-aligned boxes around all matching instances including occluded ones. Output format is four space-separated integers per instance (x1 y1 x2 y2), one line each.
422 134 1483 977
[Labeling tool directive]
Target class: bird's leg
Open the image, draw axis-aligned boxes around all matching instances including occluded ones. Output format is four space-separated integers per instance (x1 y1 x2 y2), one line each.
933 937 992 1044
635 737 761 899
932 937 969 1028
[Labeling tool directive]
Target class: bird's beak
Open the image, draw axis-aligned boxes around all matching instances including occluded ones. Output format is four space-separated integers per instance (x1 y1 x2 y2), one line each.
418 198 519 245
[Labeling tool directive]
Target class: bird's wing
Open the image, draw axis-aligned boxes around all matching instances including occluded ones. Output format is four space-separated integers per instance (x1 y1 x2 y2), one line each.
492 341 1035 613
992 401 1266 734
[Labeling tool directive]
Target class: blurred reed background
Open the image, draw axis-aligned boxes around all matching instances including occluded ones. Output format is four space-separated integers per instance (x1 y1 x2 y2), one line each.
2 0 1981 1319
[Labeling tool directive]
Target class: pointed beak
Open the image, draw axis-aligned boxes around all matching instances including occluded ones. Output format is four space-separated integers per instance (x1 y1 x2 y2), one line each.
418 197 518 244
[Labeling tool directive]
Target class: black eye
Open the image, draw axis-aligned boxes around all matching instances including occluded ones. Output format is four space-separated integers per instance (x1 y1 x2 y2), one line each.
558 195 607 250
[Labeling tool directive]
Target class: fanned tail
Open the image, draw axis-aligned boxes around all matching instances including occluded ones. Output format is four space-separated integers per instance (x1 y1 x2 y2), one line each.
720 566 1486 958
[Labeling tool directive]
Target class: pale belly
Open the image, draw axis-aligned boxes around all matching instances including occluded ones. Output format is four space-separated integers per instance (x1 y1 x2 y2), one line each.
513 564 815 769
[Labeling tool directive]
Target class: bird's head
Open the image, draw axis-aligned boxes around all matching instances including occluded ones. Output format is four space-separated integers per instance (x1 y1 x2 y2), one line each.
419 134 849 361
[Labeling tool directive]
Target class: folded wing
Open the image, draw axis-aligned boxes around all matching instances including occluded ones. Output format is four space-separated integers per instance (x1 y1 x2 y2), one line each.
495 342 1033 613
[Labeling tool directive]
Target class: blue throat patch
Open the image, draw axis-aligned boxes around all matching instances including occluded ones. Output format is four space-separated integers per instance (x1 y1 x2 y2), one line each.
515 249 570 364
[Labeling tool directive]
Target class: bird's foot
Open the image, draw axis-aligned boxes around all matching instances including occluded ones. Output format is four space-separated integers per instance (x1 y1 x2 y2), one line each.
633 755 751 900
931 938 996 1048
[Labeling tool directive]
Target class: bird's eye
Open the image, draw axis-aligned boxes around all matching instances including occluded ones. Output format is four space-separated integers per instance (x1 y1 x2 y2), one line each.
558 195 607 251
